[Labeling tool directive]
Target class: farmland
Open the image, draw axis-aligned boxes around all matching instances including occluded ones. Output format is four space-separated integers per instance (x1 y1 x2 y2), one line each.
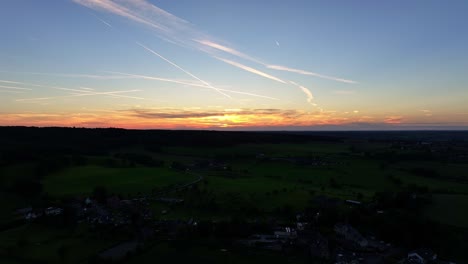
1 127 468 263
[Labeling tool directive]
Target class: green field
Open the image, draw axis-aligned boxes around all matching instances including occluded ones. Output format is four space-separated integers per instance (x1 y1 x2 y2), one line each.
44 166 195 197
3 136 468 263
424 194 468 228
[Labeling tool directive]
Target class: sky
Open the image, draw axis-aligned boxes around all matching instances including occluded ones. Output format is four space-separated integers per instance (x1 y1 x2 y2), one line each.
0 0 467 130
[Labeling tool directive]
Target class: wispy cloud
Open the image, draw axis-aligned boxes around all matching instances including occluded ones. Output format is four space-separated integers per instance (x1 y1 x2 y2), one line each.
0 79 25 85
73 0 356 86
289 81 314 104
1 79 144 101
109 71 279 100
215 57 286 84
194 39 265 65
384 116 403 124
267 65 357 84
419 109 432 117
299 86 314 104
0 70 134 80
0 84 32 91
90 13 112 27
72 0 169 31
16 89 144 102
136 42 231 99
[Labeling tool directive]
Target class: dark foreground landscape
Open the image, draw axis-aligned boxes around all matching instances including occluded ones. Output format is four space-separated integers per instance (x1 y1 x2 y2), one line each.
1 127 467 263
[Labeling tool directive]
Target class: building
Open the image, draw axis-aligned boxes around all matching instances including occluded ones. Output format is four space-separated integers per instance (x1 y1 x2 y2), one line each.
334 223 369 248
407 249 437 264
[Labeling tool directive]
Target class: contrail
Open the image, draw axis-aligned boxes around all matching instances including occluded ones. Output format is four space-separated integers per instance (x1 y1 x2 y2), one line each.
106 71 210 88
91 13 112 28
289 81 317 106
268 65 357 84
0 70 134 80
215 57 286 84
194 39 266 65
73 0 358 85
16 90 144 102
0 78 143 100
0 85 32 91
136 42 232 99
55 87 145 100
108 71 279 100
0 80 24 84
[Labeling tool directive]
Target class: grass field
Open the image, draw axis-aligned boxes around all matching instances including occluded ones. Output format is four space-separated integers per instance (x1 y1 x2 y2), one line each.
424 194 468 228
43 165 195 197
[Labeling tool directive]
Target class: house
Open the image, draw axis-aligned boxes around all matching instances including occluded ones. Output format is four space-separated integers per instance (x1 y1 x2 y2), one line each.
335 223 369 248
274 227 297 239
407 249 437 264
44 207 63 216
296 222 308 231
15 207 32 219
25 211 42 220
15 207 42 220
85 197 92 205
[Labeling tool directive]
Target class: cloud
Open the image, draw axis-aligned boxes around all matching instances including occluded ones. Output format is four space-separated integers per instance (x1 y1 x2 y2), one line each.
91 13 112 27
72 0 169 31
384 116 403 124
0 84 32 91
132 109 224 119
194 39 265 65
136 42 231 98
215 57 286 84
107 71 278 100
299 86 314 104
0 71 134 80
419 109 433 116
0 80 24 84
127 108 307 125
267 65 357 84
73 0 356 86
16 88 144 102
289 81 314 104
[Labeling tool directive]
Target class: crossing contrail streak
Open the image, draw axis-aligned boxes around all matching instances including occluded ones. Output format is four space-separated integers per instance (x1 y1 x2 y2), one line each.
56 87 145 100
136 42 231 99
0 85 32 91
0 80 24 85
16 90 144 102
107 71 279 100
0 79 144 101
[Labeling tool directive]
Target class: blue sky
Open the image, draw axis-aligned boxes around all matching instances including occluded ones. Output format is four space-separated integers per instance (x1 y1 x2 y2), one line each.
0 0 467 129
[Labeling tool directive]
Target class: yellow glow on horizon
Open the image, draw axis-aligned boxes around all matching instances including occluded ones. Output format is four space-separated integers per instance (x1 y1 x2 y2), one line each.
1 108 467 129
